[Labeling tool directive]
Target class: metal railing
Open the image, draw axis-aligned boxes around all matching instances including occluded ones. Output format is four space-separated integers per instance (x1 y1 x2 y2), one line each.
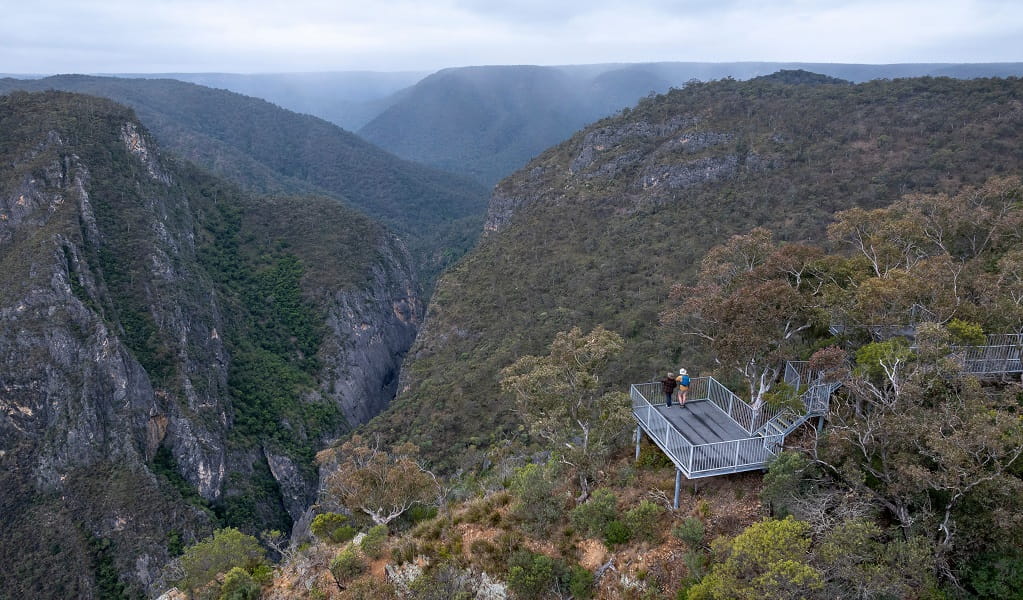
954 334 1023 374
632 362 840 478
631 382 785 478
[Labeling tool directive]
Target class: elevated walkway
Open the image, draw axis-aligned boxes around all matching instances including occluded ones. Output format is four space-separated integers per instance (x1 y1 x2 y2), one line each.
632 362 840 504
955 334 1023 374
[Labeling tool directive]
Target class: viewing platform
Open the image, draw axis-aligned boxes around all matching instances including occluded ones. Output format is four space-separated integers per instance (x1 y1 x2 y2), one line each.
632 362 839 506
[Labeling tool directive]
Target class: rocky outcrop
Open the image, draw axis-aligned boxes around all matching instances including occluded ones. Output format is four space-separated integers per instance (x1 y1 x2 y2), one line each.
319 240 421 426
0 92 425 596
483 113 772 233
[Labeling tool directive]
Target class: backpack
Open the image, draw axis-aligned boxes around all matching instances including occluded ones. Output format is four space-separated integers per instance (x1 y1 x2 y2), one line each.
680 375 691 387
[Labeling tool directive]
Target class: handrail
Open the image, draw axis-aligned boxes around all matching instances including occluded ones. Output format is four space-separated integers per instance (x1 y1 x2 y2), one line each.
631 383 785 477
632 362 841 478
952 334 1023 374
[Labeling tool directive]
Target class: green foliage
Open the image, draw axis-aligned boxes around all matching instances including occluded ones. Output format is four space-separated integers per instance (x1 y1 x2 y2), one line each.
506 550 558 600
761 382 803 413
310 513 357 545
177 528 265 593
604 520 632 546
672 517 706 550
391 539 419 564
218 567 261 600
507 462 564 536
687 517 823 600
854 338 913 381
405 504 439 524
360 524 388 559
569 488 619 539
623 500 665 544
86 534 130 600
761 451 811 518
563 564 595 599
501 326 632 493
636 443 674 469
966 550 1023 599
947 318 985 346
329 548 367 588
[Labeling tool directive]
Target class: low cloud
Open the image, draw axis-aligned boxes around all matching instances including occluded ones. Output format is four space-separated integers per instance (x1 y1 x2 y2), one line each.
1 0 1020 73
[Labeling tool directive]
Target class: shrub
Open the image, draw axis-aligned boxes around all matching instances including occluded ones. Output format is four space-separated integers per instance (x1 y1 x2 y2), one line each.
570 488 618 538
762 451 811 517
604 520 632 546
624 500 665 543
329 548 366 589
507 551 558 600
311 512 357 544
855 338 912 381
218 567 260 600
563 565 594 599
672 517 706 550
361 524 388 559
406 504 438 524
636 444 673 469
508 462 564 535
177 528 265 593
392 539 419 564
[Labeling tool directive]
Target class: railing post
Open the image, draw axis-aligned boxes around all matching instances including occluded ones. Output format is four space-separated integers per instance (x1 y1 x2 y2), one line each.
733 440 741 467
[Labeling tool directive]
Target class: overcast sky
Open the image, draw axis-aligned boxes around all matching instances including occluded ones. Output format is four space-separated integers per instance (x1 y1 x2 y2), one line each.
3 0 1021 74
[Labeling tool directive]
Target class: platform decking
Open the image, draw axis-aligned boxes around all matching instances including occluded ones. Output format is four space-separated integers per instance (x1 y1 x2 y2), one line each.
632 362 839 481
654 401 748 445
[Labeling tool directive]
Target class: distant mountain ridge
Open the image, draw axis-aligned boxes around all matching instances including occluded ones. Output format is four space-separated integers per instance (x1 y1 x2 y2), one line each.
126 71 427 130
357 61 1023 185
0 75 490 289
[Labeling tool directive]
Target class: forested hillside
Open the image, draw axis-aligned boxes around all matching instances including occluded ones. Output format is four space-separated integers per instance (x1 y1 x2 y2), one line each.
206 177 1023 600
0 75 489 289
358 63 1023 186
0 91 422 597
363 75 1023 474
231 77 1023 600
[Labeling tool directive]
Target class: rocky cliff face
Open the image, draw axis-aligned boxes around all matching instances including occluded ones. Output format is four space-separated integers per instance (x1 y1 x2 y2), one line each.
0 91 422 597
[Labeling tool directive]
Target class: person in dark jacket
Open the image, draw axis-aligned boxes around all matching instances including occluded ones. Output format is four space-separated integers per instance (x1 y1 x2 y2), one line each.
660 372 678 407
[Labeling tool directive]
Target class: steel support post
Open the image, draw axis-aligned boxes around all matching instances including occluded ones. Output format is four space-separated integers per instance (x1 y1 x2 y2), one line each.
674 468 682 509
634 425 641 461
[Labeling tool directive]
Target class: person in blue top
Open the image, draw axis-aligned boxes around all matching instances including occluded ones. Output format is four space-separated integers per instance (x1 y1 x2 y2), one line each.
676 368 691 406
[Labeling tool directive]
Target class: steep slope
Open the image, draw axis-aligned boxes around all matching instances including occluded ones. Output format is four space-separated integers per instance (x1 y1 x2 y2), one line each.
359 62 1023 186
0 91 420 597
362 75 1023 471
0 75 489 289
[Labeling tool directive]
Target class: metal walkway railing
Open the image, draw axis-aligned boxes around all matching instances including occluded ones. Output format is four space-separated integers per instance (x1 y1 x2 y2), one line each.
955 334 1023 374
632 362 840 479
